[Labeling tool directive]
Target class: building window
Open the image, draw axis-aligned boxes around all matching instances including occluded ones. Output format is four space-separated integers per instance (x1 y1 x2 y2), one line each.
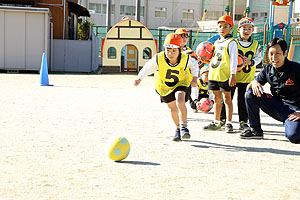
89 3 115 15
155 7 167 18
206 11 223 20
120 5 144 17
252 13 259 21
143 48 152 59
108 47 116 59
260 12 268 19
140 7 144 17
182 9 194 20
235 14 243 21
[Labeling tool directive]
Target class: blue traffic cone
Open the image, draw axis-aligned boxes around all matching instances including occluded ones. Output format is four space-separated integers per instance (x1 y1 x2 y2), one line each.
40 52 52 86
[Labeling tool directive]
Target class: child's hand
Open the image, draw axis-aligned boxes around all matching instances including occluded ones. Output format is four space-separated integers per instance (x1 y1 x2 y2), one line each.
229 74 236 87
191 77 198 87
244 57 252 66
134 79 141 86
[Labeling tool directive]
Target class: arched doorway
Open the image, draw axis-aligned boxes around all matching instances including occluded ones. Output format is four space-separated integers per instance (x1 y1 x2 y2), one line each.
121 44 138 72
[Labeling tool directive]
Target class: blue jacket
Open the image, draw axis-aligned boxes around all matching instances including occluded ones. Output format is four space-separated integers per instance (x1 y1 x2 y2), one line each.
256 59 300 110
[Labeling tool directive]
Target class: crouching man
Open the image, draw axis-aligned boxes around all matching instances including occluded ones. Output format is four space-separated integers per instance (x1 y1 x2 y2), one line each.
240 38 300 144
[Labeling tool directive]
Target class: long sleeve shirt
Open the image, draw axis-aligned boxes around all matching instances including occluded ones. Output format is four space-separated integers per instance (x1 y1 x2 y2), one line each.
137 53 199 80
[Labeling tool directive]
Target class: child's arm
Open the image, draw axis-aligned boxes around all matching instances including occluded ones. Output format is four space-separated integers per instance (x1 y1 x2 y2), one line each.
187 57 199 87
191 86 199 101
244 43 262 66
207 33 220 44
134 54 158 86
228 40 238 87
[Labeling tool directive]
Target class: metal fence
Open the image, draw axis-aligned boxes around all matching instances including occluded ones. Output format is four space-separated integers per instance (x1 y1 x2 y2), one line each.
93 21 268 57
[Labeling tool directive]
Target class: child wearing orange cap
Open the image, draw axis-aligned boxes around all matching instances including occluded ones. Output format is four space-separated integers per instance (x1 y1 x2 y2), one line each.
220 17 262 131
134 33 199 141
203 15 238 133
175 28 191 51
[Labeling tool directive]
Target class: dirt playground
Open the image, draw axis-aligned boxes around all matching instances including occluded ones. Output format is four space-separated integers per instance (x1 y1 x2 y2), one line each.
0 73 299 200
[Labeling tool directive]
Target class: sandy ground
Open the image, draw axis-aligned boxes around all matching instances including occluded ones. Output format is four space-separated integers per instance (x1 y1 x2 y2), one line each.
0 73 300 200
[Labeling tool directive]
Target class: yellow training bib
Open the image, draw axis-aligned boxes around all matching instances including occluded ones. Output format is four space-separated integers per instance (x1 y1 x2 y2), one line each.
236 40 259 83
155 52 192 96
209 37 236 82
198 79 209 95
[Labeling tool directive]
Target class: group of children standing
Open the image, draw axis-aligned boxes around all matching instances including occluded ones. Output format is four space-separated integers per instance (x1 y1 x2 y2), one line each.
134 15 262 141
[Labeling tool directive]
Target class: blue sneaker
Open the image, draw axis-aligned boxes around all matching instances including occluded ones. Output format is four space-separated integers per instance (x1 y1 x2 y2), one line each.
181 127 191 139
173 128 181 141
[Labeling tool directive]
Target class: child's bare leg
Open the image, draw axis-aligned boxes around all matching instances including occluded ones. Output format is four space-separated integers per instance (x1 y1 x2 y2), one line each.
175 91 187 123
213 90 222 121
167 101 180 127
223 91 233 121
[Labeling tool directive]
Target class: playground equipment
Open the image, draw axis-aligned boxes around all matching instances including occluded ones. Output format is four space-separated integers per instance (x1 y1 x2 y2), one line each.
266 0 300 62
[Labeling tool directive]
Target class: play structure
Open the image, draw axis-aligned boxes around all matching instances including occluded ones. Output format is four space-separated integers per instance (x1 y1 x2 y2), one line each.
268 0 300 62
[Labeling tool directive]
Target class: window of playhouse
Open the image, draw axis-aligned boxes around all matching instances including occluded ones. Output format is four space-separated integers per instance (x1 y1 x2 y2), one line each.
143 47 152 59
108 47 116 59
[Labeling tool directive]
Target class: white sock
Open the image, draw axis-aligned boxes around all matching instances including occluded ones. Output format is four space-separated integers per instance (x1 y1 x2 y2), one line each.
226 121 232 125
214 120 221 125
181 121 188 128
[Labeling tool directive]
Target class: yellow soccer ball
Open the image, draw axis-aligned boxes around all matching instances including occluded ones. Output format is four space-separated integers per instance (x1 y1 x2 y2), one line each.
107 137 130 161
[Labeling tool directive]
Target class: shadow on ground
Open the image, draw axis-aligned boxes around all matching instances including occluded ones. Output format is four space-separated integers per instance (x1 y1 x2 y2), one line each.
116 161 160 165
185 140 300 156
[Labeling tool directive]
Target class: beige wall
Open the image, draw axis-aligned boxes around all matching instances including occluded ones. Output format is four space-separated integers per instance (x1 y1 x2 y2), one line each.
4 11 26 69
0 7 49 70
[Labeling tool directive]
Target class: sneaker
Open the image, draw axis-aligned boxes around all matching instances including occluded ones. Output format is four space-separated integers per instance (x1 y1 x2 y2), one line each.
173 128 181 141
181 127 191 139
240 129 263 139
220 120 226 127
225 123 234 133
239 122 250 131
203 122 221 131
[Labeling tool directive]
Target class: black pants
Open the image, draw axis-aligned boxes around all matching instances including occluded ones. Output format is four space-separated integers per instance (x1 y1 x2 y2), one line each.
220 83 248 123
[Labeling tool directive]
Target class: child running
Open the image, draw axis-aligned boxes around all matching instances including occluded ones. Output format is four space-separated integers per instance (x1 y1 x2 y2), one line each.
134 33 199 141
202 15 238 133
220 17 262 131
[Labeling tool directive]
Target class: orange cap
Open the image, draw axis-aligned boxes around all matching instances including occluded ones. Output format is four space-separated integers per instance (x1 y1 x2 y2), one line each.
175 28 188 35
218 15 234 27
164 33 182 48
238 17 254 27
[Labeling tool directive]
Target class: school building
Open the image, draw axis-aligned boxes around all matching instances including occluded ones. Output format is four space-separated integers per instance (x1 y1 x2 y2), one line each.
80 0 273 31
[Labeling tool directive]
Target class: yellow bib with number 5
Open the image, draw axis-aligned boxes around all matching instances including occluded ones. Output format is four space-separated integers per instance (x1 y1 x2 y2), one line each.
155 52 191 96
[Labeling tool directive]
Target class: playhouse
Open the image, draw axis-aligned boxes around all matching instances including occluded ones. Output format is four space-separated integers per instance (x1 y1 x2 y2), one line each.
101 17 158 73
